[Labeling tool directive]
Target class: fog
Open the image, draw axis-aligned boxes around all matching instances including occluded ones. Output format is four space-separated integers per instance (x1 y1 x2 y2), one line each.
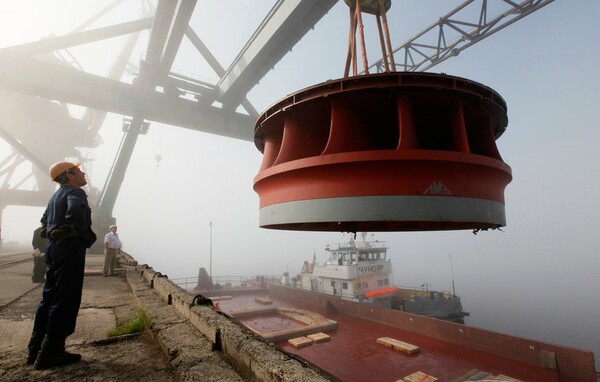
1 0 599 368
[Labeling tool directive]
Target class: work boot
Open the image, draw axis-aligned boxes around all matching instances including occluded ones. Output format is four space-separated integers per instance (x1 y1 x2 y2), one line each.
26 331 44 365
34 335 81 370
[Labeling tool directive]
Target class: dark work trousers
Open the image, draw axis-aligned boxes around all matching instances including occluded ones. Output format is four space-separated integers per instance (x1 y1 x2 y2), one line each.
33 238 86 339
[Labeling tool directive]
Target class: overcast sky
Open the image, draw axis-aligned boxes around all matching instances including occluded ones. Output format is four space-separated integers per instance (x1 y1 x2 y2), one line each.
1 0 599 366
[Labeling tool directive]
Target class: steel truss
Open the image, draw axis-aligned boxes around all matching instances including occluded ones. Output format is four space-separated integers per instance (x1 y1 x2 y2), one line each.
372 0 556 73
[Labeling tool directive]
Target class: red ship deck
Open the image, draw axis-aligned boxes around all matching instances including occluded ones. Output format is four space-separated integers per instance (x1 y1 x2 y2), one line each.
203 286 596 382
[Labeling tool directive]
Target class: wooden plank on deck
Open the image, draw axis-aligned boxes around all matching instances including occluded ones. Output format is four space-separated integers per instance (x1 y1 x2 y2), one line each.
402 371 438 382
307 332 331 343
288 336 313 348
490 375 522 381
452 369 481 381
254 297 273 305
377 336 420 355
452 368 505 381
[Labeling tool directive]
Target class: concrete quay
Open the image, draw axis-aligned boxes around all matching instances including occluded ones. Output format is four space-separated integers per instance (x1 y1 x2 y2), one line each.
0 250 42 308
0 251 331 381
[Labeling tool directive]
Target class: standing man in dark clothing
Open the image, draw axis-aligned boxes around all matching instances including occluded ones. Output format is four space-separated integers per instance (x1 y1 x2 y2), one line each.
31 226 49 283
32 226 49 252
27 161 97 370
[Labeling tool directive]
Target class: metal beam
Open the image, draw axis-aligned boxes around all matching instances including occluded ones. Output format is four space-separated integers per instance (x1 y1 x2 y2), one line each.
159 0 197 74
0 189 49 207
83 30 143 137
0 126 48 174
143 0 196 78
94 0 198 218
0 18 153 58
81 3 156 138
216 0 338 109
95 118 144 217
371 0 557 73
185 26 258 118
0 57 254 141
71 0 125 33
144 0 178 65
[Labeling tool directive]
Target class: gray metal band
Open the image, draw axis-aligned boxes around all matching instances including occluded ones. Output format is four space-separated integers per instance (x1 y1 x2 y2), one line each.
259 195 506 226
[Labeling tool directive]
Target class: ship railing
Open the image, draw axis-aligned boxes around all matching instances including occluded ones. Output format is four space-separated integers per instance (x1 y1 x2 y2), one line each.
171 275 283 291
325 243 354 251
170 277 197 291
395 284 428 291
393 285 460 300
326 241 388 251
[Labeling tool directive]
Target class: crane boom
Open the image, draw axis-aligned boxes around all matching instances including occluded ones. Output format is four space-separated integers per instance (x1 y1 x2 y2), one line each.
371 0 556 73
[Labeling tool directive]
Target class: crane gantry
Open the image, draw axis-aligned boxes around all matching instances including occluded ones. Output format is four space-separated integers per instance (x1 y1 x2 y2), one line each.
0 0 556 241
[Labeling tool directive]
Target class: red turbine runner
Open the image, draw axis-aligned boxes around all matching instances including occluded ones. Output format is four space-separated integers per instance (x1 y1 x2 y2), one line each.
253 72 512 232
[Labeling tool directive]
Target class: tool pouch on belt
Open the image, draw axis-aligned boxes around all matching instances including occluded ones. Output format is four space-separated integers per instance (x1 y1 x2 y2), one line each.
50 224 78 240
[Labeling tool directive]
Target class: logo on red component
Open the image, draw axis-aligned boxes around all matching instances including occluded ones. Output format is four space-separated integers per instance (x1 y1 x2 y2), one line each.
424 181 452 195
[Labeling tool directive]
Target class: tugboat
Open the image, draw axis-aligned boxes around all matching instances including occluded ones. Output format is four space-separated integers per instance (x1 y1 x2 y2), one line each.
294 232 469 322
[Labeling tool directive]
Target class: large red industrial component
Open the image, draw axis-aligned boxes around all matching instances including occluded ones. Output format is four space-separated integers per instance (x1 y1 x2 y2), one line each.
253 72 512 232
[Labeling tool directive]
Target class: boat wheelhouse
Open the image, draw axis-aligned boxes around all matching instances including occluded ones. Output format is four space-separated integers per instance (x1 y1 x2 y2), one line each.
297 233 469 321
300 233 392 299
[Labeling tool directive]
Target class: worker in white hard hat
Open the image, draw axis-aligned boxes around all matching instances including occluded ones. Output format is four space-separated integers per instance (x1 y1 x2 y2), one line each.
27 161 97 370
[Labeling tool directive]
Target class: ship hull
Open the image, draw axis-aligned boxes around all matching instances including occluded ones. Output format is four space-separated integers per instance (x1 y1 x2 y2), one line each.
267 283 597 382
373 294 469 322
